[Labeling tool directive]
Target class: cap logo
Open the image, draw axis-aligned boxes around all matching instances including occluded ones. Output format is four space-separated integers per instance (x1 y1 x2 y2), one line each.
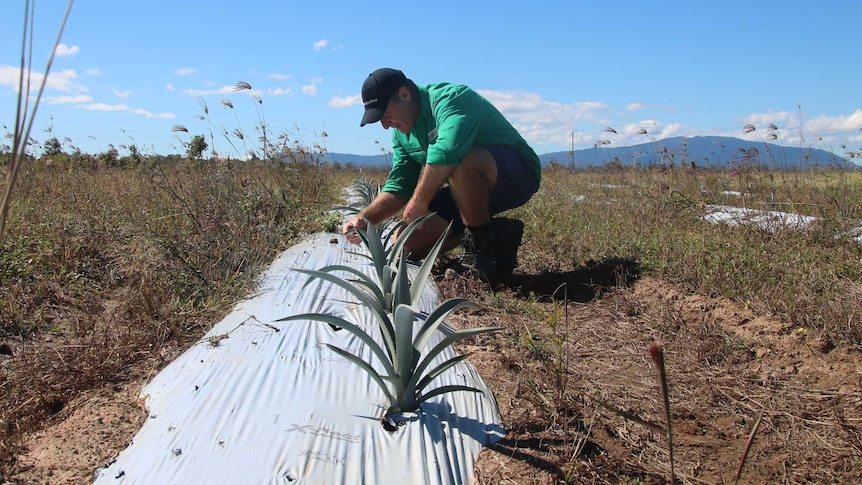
359 68 406 126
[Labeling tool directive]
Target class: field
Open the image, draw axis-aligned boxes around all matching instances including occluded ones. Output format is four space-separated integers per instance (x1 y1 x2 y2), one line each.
1 157 861 483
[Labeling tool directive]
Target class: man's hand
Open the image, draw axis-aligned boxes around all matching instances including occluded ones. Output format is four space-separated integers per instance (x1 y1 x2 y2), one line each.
402 198 430 226
342 215 367 245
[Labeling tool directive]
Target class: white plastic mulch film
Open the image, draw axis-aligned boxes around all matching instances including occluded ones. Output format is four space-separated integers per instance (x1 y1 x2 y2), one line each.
94 232 503 485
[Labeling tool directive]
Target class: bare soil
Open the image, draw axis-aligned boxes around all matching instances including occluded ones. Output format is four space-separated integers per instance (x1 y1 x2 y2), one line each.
3 269 861 484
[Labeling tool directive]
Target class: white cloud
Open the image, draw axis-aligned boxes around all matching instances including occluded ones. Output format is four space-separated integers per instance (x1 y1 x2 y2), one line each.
45 94 93 105
473 89 733 151
177 67 197 76
0 66 21 89
268 73 293 81
166 83 174 91
636 121 688 140
181 85 242 97
85 68 100 76
596 119 689 142
267 87 293 96
85 103 129 112
84 103 174 119
130 108 175 119
734 109 862 150
313 39 329 51
736 110 797 127
329 94 361 108
54 43 79 56
112 89 132 99
302 84 317 96
0 66 86 93
310 77 323 84
45 68 84 92
806 109 862 134
478 89 611 146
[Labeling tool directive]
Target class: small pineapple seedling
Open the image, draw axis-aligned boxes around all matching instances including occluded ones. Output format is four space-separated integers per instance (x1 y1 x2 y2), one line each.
279 212 499 427
279 299 500 424
300 213 446 313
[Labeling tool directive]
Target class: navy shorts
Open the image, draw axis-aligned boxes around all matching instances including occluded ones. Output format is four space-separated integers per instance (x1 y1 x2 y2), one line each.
428 145 540 231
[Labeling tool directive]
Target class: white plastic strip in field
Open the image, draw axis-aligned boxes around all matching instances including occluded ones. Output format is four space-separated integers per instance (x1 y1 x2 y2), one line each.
93 232 503 485
704 204 862 245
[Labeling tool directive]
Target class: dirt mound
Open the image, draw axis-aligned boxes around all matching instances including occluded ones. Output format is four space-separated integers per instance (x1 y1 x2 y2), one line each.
465 276 862 484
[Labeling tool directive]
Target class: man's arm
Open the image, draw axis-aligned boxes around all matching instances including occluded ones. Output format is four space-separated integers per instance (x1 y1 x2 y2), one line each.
342 192 407 244
401 86 482 223
402 164 454 224
358 191 407 225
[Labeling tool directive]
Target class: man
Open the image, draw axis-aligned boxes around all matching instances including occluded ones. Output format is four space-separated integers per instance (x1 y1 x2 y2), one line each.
343 68 541 280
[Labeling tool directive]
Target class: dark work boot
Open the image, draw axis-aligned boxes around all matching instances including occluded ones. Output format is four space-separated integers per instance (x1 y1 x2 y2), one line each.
490 217 524 275
445 224 498 281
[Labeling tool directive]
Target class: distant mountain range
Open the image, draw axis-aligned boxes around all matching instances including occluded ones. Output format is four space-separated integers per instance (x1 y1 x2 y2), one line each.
324 136 853 169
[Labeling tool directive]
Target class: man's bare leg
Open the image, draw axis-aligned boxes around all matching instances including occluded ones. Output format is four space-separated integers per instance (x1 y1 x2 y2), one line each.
396 214 462 259
396 146 498 260
449 147 497 226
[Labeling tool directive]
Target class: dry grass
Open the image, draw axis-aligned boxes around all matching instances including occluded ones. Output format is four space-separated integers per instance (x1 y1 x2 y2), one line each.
1 0 74 238
2 161 862 483
516 165 862 346
435 165 862 483
0 156 354 471
443 274 861 484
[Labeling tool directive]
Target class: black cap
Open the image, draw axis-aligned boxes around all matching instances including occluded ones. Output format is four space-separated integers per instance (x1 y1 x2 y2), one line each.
360 68 407 127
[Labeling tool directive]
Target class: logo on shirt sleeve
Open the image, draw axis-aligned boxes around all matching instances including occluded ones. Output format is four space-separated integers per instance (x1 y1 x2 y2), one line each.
428 127 438 145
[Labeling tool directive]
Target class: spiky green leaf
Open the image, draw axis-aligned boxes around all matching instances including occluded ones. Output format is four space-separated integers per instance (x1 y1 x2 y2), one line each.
386 212 437 263
408 353 473 398
408 222 452 309
326 344 396 406
393 250 412 309
314 264 384 304
393 304 417 380
276 313 396 377
413 299 480 360
288 269 396 361
381 220 403 247
294 268 385 317
381 264 397 307
355 219 387 281
345 250 374 264
408 385 483 411
408 326 502 395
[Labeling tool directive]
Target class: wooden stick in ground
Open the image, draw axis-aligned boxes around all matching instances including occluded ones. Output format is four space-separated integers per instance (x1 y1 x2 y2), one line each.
649 341 675 484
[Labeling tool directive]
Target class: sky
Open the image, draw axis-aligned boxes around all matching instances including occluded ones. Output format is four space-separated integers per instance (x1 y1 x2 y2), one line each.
1 0 860 159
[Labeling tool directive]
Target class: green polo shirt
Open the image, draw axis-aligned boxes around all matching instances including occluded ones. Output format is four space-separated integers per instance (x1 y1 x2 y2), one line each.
381 82 541 199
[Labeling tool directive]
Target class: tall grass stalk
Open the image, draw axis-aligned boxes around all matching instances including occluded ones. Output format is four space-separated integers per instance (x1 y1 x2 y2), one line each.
648 342 675 484
233 81 263 159
734 403 767 485
1 0 74 239
591 343 675 483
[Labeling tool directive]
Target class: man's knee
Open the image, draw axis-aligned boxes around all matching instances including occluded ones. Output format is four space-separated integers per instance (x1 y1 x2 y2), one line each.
451 147 496 189
397 215 453 258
